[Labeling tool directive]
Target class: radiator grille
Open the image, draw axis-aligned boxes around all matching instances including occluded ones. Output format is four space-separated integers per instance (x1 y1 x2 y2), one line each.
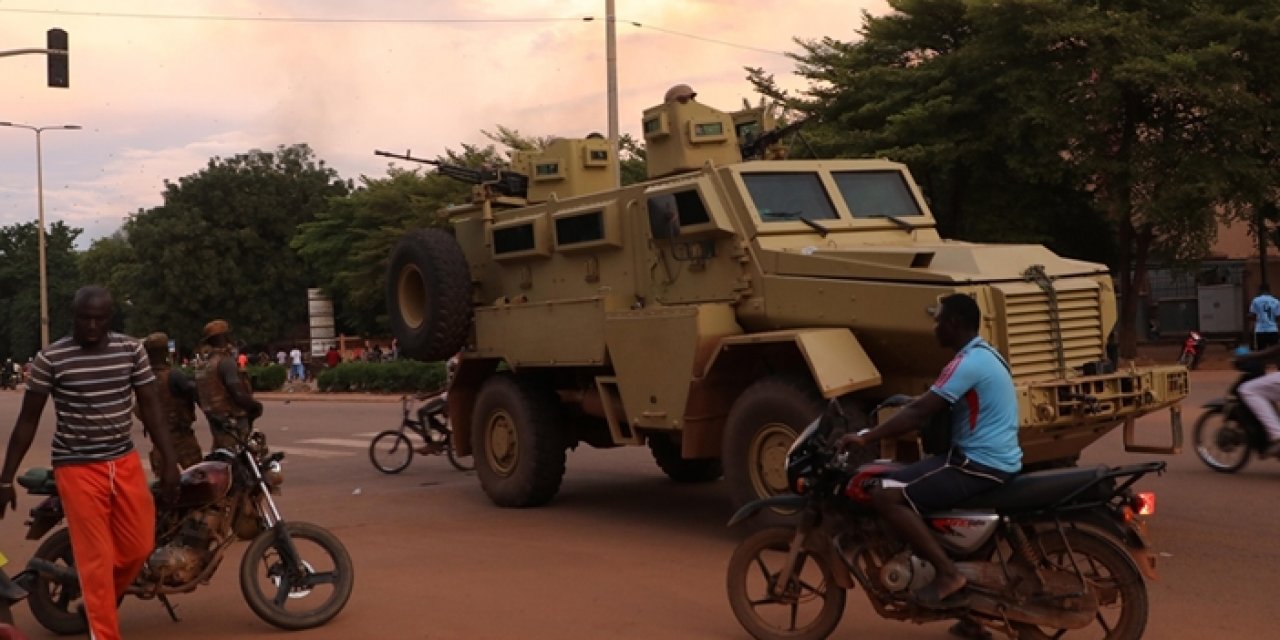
1000 282 1104 381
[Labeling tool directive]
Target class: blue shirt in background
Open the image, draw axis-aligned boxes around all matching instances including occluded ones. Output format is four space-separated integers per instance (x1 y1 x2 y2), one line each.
1251 294 1280 334
929 336 1022 473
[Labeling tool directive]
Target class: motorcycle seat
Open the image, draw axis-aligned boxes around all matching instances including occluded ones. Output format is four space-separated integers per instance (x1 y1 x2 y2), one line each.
17 467 55 495
954 465 1108 511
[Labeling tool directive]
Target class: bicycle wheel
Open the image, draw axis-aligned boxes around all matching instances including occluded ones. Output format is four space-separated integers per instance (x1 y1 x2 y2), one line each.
445 434 475 472
369 431 413 474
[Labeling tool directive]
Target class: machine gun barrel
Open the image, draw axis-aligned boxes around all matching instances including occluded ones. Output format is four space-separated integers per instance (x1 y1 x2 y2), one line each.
740 117 812 160
374 148 528 198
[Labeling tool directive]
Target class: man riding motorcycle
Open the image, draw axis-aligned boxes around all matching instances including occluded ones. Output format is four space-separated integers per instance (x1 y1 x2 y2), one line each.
837 293 1022 611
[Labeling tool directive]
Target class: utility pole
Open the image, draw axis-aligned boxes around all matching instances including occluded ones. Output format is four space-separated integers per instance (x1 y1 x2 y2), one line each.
605 0 620 188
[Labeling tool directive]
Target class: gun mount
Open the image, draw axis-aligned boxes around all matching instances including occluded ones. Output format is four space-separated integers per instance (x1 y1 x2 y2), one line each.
375 149 529 199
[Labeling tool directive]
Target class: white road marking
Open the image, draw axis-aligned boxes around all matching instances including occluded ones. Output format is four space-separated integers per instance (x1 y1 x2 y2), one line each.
272 445 355 460
298 437 377 449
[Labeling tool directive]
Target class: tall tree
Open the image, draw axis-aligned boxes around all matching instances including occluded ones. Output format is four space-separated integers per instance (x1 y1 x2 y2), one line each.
98 144 350 351
0 221 82 360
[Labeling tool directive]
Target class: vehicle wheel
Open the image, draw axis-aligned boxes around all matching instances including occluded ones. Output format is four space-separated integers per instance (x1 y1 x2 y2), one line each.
27 528 88 635
386 228 473 362
369 431 413 474
1014 528 1148 640
726 526 847 640
1192 408 1251 473
445 435 475 472
240 521 354 631
471 374 566 507
723 377 865 527
1177 351 1192 367
648 435 722 483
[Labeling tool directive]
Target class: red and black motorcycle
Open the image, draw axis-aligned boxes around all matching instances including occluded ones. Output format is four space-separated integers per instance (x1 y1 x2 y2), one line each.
725 401 1163 640
12 424 353 634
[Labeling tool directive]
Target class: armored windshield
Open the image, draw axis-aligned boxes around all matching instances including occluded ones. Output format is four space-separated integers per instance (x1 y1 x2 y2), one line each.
742 173 839 222
831 170 922 219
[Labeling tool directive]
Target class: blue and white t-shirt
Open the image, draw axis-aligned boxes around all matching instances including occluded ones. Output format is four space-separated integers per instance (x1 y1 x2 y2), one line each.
1251 294 1280 334
929 336 1022 473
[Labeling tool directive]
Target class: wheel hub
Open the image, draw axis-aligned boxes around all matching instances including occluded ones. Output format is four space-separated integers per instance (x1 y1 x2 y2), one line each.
486 410 519 476
750 423 796 496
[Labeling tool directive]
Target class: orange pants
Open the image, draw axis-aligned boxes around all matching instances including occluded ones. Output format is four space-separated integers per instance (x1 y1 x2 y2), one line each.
56 451 155 640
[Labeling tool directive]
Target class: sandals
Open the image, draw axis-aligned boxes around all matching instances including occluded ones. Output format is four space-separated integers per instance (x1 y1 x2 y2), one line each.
949 618 994 640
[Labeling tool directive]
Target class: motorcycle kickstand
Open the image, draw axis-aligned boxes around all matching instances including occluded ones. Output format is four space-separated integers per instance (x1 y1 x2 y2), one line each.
158 594 180 622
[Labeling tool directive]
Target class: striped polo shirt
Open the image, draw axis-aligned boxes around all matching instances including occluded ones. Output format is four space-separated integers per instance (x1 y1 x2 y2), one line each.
26 332 155 465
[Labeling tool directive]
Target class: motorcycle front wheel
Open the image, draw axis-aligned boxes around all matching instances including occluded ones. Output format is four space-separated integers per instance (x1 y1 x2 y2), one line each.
1013 528 1148 640
1193 408 1251 473
369 430 413 474
240 521 354 630
26 528 88 635
726 526 846 640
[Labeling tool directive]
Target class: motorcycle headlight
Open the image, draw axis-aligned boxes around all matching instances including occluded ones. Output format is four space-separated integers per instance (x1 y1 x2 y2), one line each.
264 460 284 493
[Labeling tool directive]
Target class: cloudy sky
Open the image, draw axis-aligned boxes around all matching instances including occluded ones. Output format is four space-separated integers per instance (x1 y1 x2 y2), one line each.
1 0 887 248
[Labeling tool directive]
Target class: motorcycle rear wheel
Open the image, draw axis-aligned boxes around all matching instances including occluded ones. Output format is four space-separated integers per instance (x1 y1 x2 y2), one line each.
240 521 354 630
369 430 413 474
26 528 88 635
1013 528 1147 640
1193 408 1251 473
726 526 846 640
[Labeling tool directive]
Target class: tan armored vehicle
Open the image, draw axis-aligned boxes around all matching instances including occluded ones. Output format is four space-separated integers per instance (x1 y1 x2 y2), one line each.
385 88 1188 515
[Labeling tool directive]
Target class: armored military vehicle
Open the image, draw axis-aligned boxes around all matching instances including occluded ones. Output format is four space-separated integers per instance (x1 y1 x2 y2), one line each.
385 88 1188 515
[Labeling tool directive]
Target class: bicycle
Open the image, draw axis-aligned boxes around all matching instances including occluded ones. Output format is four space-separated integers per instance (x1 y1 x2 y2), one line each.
369 393 473 473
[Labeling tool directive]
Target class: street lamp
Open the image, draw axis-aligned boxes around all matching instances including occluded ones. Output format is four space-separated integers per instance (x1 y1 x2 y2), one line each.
0 121 81 348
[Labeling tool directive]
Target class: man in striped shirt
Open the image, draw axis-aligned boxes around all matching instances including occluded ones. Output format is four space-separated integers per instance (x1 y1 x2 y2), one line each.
0 286 178 640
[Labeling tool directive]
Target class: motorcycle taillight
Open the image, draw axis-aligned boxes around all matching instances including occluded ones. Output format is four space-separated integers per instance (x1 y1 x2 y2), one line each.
1130 492 1156 516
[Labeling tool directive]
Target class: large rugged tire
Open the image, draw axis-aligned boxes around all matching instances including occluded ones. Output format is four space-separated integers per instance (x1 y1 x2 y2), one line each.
648 435 723 483
471 374 567 507
726 526 847 640
386 228 473 362
723 377 825 527
1014 528 1148 639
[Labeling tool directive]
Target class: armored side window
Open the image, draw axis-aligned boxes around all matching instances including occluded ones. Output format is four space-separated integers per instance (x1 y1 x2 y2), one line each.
832 171 922 219
742 173 839 222
555 210 605 246
493 223 537 255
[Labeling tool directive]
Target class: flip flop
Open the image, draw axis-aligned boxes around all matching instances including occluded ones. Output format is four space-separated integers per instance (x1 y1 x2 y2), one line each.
913 583 970 610
949 618 993 640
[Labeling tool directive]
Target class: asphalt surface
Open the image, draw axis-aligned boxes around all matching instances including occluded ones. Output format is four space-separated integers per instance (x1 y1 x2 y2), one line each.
0 370 1274 639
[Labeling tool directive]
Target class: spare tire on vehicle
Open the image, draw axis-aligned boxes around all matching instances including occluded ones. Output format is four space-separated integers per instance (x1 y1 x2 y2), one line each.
386 228 473 362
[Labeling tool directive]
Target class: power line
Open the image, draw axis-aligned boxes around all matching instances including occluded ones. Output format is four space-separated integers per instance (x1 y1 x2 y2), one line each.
0 7 793 56
0 7 591 24
616 18 791 57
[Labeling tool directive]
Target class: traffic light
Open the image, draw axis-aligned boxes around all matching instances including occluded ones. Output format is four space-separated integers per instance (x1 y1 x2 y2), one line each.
47 28 68 88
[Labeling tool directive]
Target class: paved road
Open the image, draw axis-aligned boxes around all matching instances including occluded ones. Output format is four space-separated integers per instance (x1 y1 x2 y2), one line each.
0 371 1275 639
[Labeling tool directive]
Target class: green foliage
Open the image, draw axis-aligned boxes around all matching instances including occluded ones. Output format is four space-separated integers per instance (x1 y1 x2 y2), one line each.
292 168 470 335
315 360 446 393
79 144 350 351
246 364 287 391
0 221 82 360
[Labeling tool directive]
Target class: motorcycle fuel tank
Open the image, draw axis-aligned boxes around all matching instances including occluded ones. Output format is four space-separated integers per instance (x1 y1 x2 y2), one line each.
173 461 233 508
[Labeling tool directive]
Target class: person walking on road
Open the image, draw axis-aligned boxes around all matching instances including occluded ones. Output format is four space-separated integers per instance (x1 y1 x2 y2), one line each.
289 346 304 382
0 286 179 640
195 320 263 451
1249 284 1280 350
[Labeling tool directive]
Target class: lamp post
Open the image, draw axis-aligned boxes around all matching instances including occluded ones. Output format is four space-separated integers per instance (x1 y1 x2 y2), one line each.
0 121 81 348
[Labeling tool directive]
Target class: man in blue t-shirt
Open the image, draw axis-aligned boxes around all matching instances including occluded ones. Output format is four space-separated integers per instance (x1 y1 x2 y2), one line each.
838 293 1022 611
1250 285 1280 349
